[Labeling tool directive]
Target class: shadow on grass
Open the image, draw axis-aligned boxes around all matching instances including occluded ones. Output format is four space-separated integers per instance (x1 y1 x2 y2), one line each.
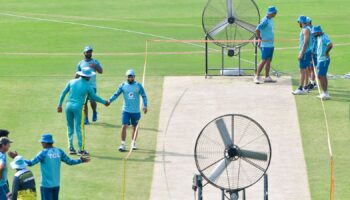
91 122 159 132
91 148 193 163
328 87 350 102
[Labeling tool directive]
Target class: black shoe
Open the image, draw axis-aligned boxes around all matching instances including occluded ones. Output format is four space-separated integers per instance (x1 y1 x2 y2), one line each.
78 150 90 156
69 147 77 155
308 83 315 90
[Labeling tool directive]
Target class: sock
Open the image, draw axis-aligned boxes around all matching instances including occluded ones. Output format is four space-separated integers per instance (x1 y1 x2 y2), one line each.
121 141 125 145
310 80 315 85
299 86 303 90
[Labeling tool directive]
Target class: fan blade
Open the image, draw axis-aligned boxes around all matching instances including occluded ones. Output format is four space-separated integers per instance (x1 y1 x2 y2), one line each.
226 0 233 18
208 158 231 182
208 20 229 37
215 118 233 147
239 149 268 161
235 18 257 33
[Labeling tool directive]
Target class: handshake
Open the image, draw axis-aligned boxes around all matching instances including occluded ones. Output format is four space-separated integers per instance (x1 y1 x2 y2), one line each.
56 99 111 113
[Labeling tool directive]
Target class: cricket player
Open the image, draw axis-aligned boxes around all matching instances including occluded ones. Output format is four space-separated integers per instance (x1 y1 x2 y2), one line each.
58 67 110 156
109 69 148 152
76 46 103 125
254 6 277 84
306 17 317 90
0 137 12 200
293 15 313 95
24 134 89 200
312 25 333 100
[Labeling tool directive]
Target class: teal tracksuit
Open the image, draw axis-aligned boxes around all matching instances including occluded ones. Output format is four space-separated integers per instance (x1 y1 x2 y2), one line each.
58 77 106 151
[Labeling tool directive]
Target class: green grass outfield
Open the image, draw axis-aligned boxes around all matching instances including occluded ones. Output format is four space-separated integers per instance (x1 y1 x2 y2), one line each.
0 0 349 199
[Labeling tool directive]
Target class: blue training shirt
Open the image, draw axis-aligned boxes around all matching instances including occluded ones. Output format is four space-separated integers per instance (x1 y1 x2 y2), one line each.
77 59 102 88
58 77 106 108
0 152 7 186
299 27 313 53
25 147 82 188
309 25 317 54
316 33 332 62
109 81 148 113
256 16 275 47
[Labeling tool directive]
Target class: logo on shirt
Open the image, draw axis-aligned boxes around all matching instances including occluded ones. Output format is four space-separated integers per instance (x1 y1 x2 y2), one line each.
128 92 134 99
48 152 60 159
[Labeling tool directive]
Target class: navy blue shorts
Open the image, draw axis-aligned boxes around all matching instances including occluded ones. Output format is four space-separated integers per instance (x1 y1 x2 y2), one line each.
317 59 330 76
122 111 141 126
87 88 97 101
299 51 312 69
0 184 9 200
260 47 274 60
41 186 60 200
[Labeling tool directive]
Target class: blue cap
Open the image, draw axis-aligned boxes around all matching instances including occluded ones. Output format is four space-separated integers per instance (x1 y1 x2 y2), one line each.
126 69 135 77
311 25 323 34
40 134 54 143
297 15 308 24
11 156 27 169
306 17 312 23
83 46 93 52
267 6 277 14
76 67 96 77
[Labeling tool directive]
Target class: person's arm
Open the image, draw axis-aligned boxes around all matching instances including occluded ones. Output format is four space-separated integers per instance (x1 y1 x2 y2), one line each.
11 176 19 200
75 64 82 78
87 86 107 105
25 151 46 167
0 163 4 180
109 84 123 104
59 149 89 165
325 43 333 58
299 28 310 60
255 18 268 47
57 82 71 112
139 84 148 114
91 60 103 74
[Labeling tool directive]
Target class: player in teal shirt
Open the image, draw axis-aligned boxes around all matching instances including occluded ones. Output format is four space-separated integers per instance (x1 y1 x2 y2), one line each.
312 25 333 100
109 69 148 152
293 15 313 95
76 46 103 125
306 17 317 90
58 67 109 156
255 6 277 84
24 134 89 200
0 137 12 200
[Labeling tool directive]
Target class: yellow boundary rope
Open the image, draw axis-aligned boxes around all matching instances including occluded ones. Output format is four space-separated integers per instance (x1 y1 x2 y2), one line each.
312 58 334 200
122 40 148 200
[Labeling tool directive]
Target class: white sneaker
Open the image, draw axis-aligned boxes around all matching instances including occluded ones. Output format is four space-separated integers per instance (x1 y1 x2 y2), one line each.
118 144 126 152
318 93 331 100
131 142 137 150
264 76 276 83
292 88 306 95
254 76 260 84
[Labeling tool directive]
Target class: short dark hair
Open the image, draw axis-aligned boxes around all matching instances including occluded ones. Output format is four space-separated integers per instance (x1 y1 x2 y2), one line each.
0 130 9 137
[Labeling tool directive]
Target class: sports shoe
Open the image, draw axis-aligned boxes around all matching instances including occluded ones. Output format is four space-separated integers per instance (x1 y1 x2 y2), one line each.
264 76 276 83
131 142 137 150
84 117 89 125
118 144 126 152
308 83 315 90
254 76 260 84
292 88 306 95
317 93 331 100
69 147 77 155
78 150 90 156
92 112 98 122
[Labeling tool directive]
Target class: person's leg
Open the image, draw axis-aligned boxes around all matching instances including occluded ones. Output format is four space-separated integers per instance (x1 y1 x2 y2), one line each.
0 185 8 200
41 187 53 200
74 106 84 151
121 125 128 141
265 59 271 77
318 76 327 92
130 113 141 141
91 88 98 122
84 101 89 124
65 105 75 149
53 187 60 200
257 60 266 76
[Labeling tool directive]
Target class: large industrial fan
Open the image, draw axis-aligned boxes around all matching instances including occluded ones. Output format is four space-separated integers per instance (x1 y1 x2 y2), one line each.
202 0 260 76
193 114 271 200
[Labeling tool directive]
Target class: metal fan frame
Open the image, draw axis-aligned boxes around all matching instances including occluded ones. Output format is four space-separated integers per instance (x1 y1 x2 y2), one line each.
194 114 272 192
201 0 261 48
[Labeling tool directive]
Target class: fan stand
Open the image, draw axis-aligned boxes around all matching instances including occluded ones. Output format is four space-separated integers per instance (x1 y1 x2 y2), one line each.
193 174 268 200
204 35 258 78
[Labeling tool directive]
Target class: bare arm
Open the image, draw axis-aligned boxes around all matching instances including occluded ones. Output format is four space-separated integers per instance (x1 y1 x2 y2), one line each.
300 28 310 56
0 163 4 179
326 43 333 58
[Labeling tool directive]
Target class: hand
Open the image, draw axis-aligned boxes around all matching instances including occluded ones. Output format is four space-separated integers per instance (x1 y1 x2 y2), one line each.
80 156 90 163
89 63 96 69
57 106 62 113
298 53 303 60
105 100 110 107
143 107 148 114
8 151 18 159
6 192 12 199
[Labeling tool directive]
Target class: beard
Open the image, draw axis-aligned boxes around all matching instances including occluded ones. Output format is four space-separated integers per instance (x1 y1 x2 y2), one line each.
85 54 92 59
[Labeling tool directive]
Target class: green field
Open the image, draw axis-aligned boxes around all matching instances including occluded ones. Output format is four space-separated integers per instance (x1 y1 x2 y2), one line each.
0 0 349 199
